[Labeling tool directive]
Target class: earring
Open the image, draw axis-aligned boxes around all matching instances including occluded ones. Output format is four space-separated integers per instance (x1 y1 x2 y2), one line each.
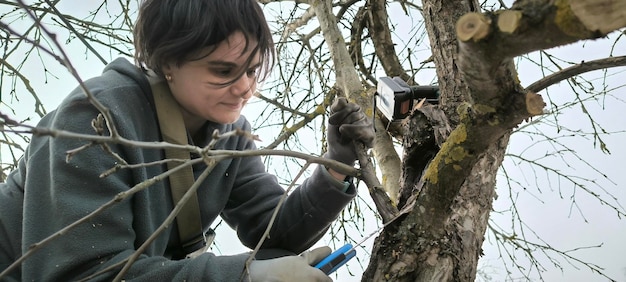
165 74 172 81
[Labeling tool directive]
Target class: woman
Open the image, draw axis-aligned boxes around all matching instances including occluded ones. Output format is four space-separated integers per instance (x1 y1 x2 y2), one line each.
0 0 374 281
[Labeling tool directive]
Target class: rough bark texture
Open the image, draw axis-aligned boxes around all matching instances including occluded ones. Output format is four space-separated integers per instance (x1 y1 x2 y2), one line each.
362 0 626 281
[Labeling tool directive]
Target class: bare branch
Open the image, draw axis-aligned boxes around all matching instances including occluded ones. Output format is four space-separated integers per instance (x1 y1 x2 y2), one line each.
0 156 204 279
241 162 312 280
13 0 121 138
113 161 219 281
43 0 108 65
313 0 401 215
526 56 626 92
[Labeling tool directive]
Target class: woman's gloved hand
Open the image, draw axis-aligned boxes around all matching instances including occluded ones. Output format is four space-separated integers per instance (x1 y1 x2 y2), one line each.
247 246 332 281
326 97 375 166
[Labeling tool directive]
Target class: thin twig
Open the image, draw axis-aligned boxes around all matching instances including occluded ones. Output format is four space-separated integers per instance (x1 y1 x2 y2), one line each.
43 0 108 65
0 157 204 279
14 0 120 138
240 162 312 281
113 159 220 281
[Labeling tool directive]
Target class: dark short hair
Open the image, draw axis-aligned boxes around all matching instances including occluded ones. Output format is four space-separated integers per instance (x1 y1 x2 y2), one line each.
133 0 274 81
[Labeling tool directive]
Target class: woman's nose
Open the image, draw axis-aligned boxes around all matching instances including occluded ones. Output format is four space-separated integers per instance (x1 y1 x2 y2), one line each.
230 74 255 98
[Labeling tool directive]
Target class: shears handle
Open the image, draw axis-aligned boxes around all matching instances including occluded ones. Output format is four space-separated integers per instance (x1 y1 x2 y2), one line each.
314 244 356 275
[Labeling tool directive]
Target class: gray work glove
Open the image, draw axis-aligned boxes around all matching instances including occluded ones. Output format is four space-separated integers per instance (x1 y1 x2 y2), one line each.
247 246 332 282
326 97 375 166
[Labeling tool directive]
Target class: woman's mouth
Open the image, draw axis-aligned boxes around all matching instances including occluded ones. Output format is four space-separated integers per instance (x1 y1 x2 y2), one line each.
222 102 242 110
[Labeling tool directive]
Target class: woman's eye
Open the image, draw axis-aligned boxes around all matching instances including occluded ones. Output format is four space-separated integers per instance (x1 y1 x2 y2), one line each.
214 69 233 77
246 68 259 77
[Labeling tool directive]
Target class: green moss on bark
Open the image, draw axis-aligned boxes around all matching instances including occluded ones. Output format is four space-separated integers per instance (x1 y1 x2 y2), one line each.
554 0 594 38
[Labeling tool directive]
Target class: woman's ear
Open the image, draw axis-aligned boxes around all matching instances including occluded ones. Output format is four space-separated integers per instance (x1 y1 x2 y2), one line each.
161 64 173 82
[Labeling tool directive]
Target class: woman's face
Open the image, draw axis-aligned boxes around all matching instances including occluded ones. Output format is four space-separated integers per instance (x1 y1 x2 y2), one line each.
163 31 260 126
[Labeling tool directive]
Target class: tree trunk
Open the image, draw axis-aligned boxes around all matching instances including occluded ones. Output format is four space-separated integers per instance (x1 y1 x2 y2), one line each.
363 0 498 279
362 107 508 281
363 0 626 280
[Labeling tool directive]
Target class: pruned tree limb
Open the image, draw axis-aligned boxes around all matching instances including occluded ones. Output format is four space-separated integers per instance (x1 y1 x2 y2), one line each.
568 0 626 35
455 0 626 110
457 1 626 61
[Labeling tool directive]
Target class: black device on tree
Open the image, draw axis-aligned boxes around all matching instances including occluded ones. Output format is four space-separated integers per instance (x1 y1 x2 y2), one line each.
375 76 439 121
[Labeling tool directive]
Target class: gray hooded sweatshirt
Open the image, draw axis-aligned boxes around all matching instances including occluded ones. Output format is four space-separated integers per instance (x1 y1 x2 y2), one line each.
0 58 356 281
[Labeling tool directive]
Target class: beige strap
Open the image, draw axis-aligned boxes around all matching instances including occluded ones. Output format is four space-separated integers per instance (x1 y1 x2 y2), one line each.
147 75 203 248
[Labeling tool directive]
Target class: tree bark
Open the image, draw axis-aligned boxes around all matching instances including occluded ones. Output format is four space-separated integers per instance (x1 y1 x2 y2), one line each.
363 0 626 281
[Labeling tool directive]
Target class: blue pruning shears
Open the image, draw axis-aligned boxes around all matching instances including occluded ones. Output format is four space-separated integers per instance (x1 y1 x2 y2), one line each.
313 207 411 275
314 221 391 274
314 243 357 275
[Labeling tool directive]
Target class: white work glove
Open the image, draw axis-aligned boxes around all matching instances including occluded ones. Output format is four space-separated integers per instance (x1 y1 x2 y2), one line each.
247 246 332 282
